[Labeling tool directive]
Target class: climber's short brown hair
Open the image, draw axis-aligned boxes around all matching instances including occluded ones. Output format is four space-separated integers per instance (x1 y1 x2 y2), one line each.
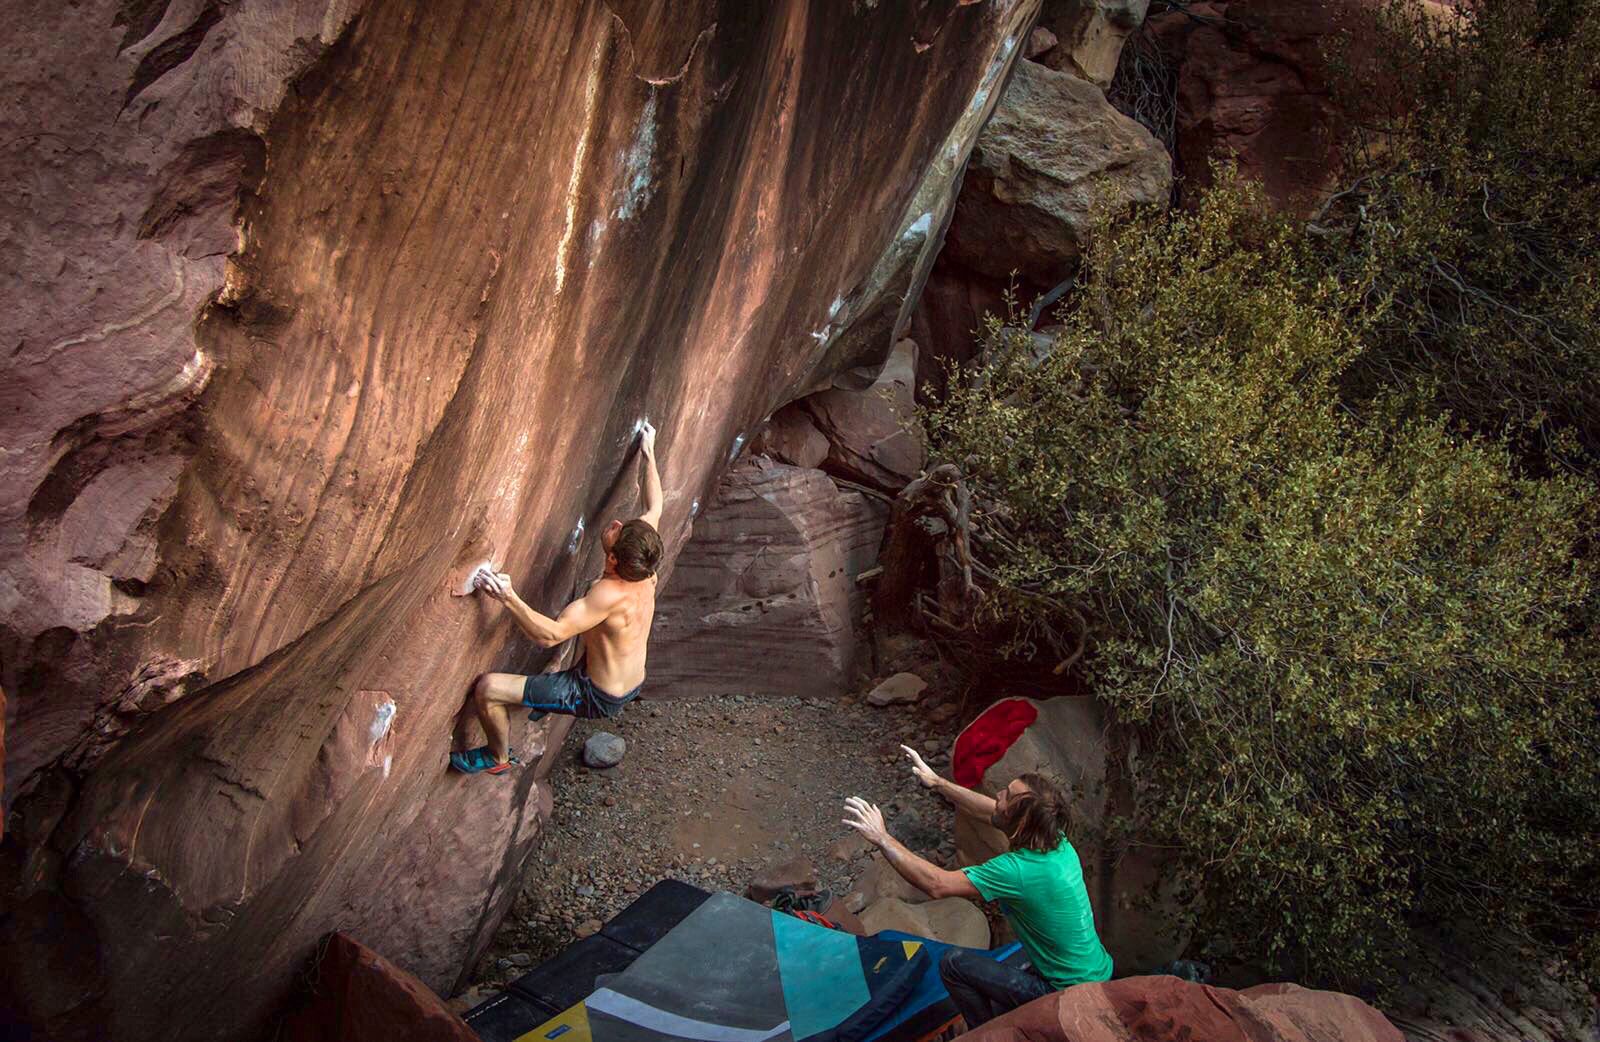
995 772 1074 854
611 519 663 581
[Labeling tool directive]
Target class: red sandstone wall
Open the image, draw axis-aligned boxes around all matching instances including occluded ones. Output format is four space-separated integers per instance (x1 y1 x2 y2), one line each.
0 1 1040 1038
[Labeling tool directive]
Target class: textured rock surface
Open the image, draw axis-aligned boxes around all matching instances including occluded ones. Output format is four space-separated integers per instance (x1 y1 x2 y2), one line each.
861 895 990 948
952 697 1190 974
0 1 1041 1038
1035 0 1152 87
1150 0 1369 212
800 337 926 493
847 852 933 910
907 257 1013 403
750 408 831 471
945 58 1173 284
960 978 1403 1042
285 933 478 1042
1386 935 1600 1042
647 457 887 700
866 672 928 706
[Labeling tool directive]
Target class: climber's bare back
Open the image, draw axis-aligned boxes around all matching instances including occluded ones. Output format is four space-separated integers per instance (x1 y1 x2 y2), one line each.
581 573 657 695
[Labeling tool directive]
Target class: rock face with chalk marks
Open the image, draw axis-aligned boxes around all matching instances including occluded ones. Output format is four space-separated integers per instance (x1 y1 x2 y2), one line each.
0 1 1039 1039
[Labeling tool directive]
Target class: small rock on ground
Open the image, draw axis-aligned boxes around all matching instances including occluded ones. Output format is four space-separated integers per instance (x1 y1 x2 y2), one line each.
866 672 927 707
584 732 627 768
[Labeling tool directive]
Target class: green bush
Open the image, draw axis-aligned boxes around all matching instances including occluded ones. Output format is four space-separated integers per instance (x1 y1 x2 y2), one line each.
1326 0 1600 467
921 174 1600 987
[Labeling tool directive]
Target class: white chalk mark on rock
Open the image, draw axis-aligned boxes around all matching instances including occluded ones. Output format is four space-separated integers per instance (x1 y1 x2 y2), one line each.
369 699 396 745
568 516 586 555
613 93 658 221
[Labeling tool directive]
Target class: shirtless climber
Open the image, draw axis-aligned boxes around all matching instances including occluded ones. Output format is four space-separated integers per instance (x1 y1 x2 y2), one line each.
450 424 665 775
842 748 1112 1028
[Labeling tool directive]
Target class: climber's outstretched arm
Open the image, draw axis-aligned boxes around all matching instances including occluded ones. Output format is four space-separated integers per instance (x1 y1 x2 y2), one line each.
638 422 663 530
481 573 618 649
903 745 997 821
843 797 981 900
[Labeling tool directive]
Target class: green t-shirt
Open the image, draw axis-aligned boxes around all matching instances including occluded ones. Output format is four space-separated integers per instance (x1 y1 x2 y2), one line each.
961 836 1113 989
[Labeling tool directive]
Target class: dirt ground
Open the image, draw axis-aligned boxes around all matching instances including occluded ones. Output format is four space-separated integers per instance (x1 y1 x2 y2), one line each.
460 658 974 1001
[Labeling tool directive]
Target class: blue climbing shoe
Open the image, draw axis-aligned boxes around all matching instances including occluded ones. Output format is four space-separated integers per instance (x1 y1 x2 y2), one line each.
449 746 521 775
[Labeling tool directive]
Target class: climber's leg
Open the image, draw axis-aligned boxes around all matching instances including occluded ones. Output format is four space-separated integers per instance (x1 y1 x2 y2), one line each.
472 672 530 764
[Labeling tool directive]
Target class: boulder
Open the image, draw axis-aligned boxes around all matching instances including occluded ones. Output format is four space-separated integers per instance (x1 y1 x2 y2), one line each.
860 896 990 949
284 933 478 1042
847 853 933 909
746 856 818 904
906 256 1012 404
952 696 1190 974
1027 27 1060 60
1035 0 1152 87
866 672 928 706
944 59 1173 284
960 977 1402 1042
800 338 926 493
647 457 886 700
582 733 626 769
1149 0 1392 213
750 408 830 470
0 0 1044 1037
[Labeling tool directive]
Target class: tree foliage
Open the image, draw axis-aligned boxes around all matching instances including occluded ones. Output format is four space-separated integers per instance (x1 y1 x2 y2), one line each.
1325 0 1600 467
921 166 1600 985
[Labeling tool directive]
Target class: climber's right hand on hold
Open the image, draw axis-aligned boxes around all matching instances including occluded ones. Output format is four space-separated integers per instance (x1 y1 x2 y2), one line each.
639 421 657 458
475 570 514 602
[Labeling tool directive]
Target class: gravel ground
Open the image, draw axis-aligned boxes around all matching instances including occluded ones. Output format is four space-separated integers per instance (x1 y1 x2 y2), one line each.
462 669 971 998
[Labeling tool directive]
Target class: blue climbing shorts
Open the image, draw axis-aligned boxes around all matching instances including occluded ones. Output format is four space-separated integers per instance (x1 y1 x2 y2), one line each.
522 666 641 720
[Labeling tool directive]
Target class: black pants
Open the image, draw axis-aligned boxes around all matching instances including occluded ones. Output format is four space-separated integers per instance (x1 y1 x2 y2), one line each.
938 948 1054 1029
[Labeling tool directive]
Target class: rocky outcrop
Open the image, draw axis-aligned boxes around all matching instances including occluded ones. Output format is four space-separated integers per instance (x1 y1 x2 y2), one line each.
0 1 1042 1038
845 852 933 912
1149 0 1371 212
285 933 478 1042
906 257 1013 403
944 58 1173 285
647 457 886 700
750 409 831 471
861 896 991 949
960 977 1403 1042
1386 934 1600 1042
1033 0 1152 87
799 337 926 494
952 696 1190 974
